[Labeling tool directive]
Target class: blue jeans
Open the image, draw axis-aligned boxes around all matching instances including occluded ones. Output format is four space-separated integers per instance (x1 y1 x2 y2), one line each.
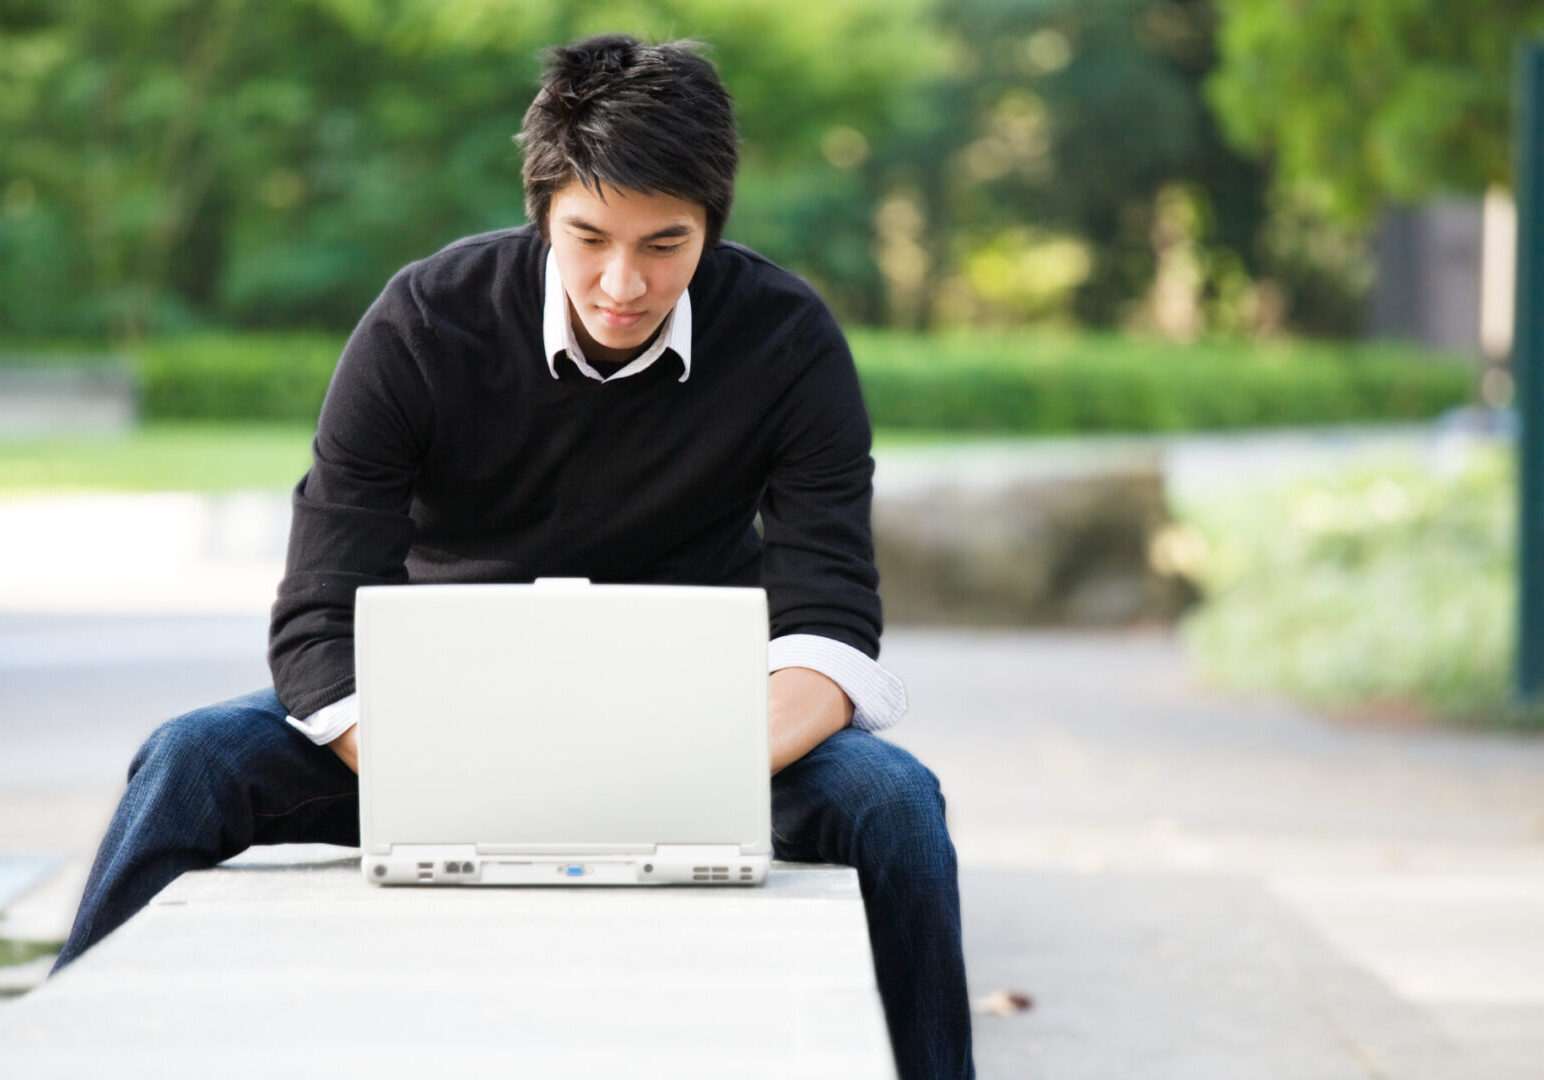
55 688 974 1079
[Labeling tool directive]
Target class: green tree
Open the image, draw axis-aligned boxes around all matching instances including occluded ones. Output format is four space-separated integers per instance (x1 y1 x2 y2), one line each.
0 0 557 336
858 0 1268 329
0 0 937 338
3 0 1317 339
1207 0 1544 223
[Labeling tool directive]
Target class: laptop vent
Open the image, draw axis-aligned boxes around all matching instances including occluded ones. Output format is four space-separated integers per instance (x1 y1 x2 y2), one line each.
693 865 732 882
417 860 434 882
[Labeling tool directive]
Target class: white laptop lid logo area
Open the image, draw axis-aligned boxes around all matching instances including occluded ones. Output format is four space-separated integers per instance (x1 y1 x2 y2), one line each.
355 583 771 857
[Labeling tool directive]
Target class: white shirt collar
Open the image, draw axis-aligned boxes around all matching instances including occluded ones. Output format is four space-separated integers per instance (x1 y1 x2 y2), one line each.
542 247 693 383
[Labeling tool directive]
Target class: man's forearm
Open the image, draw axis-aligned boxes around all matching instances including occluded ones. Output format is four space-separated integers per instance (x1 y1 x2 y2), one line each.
768 666 853 774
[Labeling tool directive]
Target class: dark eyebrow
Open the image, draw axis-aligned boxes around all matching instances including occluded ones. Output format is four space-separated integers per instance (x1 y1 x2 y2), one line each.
560 216 607 235
559 216 696 242
640 224 695 241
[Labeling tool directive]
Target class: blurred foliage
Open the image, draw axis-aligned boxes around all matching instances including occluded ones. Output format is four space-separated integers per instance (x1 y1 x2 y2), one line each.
1208 0 1544 223
0 0 939 337
4 0 1521 341
1177 447 1535 726
0 0 1387 341
112 329 1471 433
924 0 1271 330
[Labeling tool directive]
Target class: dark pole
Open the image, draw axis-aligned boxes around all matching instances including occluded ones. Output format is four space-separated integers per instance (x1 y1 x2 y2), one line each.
1516 43 1544 699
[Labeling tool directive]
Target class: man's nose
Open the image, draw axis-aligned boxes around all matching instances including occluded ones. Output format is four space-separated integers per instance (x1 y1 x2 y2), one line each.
600 255 646 304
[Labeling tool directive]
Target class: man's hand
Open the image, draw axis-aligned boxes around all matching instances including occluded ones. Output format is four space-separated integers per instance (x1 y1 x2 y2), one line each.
768 667 853 775
329 723 360 774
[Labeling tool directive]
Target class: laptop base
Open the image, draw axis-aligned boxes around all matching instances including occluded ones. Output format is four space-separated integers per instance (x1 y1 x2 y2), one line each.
365 844 769 886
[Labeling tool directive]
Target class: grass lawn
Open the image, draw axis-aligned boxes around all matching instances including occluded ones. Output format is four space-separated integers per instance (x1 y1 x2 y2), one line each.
0 423 316 495
0 422 983 495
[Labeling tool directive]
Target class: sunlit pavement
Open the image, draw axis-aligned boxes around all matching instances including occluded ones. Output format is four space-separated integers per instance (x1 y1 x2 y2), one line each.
4 426 1543 1077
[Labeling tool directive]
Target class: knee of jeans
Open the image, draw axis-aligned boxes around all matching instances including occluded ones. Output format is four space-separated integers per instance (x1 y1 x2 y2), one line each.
129 711 243 788
851 751 949 842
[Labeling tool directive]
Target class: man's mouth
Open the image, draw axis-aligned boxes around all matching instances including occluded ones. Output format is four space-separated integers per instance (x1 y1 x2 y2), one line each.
596 306 646 329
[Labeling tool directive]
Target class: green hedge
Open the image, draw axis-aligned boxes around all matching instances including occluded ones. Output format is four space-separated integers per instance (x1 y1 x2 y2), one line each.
110 330 1478 430
848 331 1475 433
134 334 343 423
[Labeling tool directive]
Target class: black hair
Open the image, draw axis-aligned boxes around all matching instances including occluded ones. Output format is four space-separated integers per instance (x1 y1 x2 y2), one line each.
517 35 739 247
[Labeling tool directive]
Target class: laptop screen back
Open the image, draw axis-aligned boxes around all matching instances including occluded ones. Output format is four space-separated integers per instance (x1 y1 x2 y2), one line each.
356 583 771 855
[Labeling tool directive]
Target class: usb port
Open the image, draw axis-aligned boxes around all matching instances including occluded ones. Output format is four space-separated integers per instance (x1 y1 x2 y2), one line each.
563 865 585 877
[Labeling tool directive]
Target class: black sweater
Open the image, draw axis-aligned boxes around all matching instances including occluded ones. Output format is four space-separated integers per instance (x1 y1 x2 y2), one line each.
268 226 882 719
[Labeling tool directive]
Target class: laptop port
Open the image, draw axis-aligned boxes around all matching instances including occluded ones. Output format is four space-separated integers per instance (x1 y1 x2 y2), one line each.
563 865 585 877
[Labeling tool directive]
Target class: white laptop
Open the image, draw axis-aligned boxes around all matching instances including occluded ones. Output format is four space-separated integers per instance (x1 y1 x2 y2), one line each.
354 579 771 887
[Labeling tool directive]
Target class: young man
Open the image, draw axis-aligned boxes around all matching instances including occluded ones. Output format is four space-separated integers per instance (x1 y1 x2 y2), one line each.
55 35 974 1079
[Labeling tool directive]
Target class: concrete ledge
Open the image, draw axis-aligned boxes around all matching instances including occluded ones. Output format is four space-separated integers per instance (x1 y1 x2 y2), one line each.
0 846 893 1078
874 445 1192 624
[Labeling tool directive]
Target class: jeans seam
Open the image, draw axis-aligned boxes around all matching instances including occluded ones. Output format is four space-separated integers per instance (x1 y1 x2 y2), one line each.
253 791 355 819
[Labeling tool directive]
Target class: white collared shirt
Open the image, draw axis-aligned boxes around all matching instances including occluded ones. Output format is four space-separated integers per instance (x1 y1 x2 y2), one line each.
286 250 907 744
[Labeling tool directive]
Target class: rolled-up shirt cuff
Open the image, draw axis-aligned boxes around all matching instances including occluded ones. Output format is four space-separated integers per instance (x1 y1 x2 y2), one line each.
286 692 359 746
768 633 907 732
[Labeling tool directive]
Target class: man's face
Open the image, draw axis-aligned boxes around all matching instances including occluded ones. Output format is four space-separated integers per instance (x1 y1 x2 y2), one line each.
547 180 708 366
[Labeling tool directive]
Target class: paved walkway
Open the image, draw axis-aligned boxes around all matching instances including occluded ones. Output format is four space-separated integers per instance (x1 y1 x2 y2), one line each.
881 629 1544 1079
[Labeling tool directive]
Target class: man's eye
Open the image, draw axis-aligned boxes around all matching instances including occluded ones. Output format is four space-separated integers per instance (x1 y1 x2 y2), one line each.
650 244 683 255
577 236 604 246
